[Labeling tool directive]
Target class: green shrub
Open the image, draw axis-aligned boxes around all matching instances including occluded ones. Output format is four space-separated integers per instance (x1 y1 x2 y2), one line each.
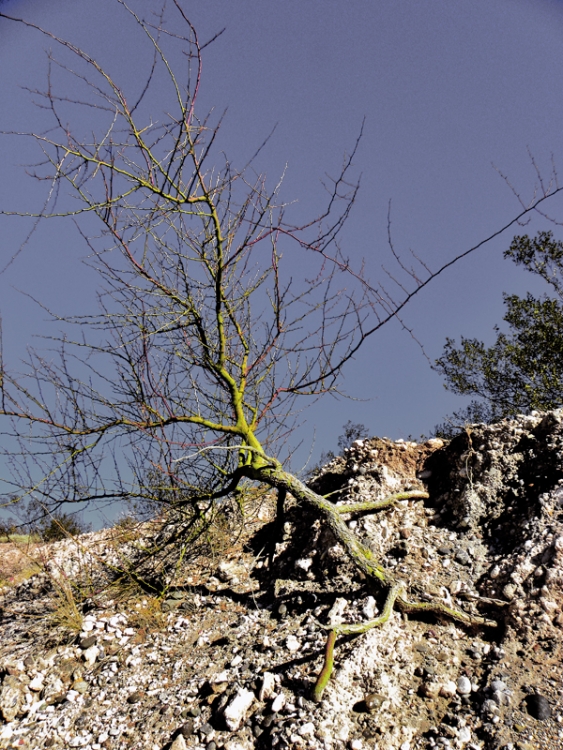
40 513 87 542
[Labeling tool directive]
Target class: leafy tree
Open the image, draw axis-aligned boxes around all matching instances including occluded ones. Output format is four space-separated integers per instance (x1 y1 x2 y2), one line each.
337 420 370 452
432 400 494 440
0 2 555 698
39 512 88 542
435 231 563 434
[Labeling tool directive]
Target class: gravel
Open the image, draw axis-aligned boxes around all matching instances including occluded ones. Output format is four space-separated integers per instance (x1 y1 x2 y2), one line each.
1 410 563 748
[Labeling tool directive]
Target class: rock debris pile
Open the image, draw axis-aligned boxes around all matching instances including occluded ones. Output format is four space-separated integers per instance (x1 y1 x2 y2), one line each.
1 410 563 749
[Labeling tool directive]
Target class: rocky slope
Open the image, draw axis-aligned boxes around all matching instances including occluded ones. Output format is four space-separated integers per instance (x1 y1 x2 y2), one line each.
1 411 563 750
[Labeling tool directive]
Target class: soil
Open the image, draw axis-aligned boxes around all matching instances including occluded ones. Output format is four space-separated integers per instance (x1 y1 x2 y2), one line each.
1 411 563 749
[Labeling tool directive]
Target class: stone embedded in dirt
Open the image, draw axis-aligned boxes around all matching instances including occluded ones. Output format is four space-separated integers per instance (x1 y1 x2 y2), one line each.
456 676 472 695
178 719 194 737
364 692 384 711
28 675 44 692
482 698 500 716
439 680 457 698
259 671 275 701
170 734 187 750
81 644 99 668
525 692 552 720
271 692 286 713
222 687 255 731
78 635 97 649
216 560 247 586
0 675 25 722
285 634 300 652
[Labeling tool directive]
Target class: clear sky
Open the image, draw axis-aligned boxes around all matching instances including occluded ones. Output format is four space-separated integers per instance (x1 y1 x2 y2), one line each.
1 0 563 490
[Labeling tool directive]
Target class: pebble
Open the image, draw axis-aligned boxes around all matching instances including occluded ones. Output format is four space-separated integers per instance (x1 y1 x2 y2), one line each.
482 699 500 716
0 676 25 722
458 726 471 743
28 675 44 692
503 584 517 600
364 693 384 711
457 676 472 695
285 634 300 652
79 635 97 649
440 681 457 699
420 681 441 699
525 693 551 721
271 692 286 713
492 690 510 706
455 550 470 565
82 645 99 668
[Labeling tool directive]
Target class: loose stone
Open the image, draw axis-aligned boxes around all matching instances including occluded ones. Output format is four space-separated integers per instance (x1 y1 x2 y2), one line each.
364 693 384 711
455 550 470 565
222 686 255 731
503 584 517 600
79 635 97 649
271 692 286 713
179 720 194 737
259 672 276 702
0 675 25 722
170 735 188 750
457 676 472 695
439 681 457 699
285 634 300 652
525 693 551 721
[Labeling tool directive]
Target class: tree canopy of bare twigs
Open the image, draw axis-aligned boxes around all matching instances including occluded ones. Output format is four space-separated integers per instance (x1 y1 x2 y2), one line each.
1 0 563 700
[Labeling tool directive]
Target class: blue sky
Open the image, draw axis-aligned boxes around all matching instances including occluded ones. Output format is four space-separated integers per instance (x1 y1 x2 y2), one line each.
1 0 563 493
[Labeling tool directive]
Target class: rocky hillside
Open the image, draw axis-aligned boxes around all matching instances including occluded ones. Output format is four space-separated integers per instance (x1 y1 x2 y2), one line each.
1 411 563 750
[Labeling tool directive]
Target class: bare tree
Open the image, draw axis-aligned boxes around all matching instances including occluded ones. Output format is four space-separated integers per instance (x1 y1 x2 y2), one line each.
1 1 562 699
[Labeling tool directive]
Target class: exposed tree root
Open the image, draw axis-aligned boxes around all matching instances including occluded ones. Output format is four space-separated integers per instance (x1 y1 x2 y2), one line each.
251 462 498 702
